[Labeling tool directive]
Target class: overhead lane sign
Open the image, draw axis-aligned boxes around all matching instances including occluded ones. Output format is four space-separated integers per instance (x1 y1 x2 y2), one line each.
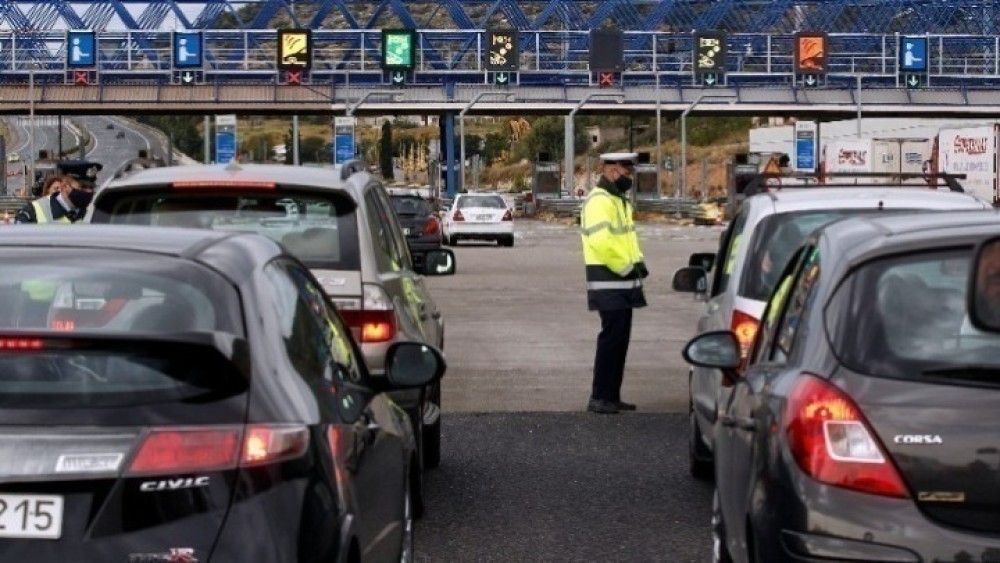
487 29 518 86
382 29 416 86
67 30 95 68
278 29 311 70
795 32 827 87
694 32 726 87
590 28 624 87
899 35 928 88
173 32 203 68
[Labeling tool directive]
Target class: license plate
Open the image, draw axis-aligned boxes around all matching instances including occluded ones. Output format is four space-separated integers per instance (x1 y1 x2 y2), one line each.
0 494 63 539
476 215 491 222
403 228 411 236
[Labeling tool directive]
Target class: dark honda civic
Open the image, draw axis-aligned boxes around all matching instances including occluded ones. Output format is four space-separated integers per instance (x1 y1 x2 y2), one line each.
678 211 1000 562
0 225 443 563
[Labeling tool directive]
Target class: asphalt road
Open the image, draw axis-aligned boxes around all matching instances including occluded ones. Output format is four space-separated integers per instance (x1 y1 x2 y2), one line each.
425 219 723 413
416 413 714 562
417 220 721 560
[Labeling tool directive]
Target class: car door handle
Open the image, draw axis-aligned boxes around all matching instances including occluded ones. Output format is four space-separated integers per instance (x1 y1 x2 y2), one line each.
719 415 756 431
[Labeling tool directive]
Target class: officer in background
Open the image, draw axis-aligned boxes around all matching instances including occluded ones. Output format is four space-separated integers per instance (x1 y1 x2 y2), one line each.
15 175 85 224
579 152 648 414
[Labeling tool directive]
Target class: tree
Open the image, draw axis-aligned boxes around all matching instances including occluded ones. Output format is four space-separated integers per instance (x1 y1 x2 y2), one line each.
380 121 394 180
300 137 327 163
512 116 587 162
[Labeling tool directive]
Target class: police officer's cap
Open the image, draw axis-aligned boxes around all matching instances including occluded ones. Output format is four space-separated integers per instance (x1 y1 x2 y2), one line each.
600 152 639 166
56 160 103 184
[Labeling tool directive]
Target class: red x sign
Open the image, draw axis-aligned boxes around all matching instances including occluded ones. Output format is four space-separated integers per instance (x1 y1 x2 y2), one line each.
74 71 89 86
598 71 617 87
285 70 302 85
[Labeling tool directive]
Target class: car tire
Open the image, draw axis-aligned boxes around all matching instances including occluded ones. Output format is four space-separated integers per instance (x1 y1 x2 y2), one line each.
500 235 514 247
689 409 714 481
711 488 733 563
422 382 442 470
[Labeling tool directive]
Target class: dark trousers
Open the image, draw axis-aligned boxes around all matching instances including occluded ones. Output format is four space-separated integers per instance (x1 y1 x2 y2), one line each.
591 308 632 402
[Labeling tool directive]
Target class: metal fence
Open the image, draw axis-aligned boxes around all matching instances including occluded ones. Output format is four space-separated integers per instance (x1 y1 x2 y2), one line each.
7 30 1000 88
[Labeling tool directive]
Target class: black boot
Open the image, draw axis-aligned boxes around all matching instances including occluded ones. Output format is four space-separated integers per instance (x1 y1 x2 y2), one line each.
587 399 620 414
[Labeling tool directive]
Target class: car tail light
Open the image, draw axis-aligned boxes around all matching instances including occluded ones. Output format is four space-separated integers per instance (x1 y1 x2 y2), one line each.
127 425 309 475
423 217 440 236
127 428 241 475
241 425 310 466
0 338 44 350
453 209 465 222
730 310 760 360
502 209 513 221
339 284 397 344
784 374 909 498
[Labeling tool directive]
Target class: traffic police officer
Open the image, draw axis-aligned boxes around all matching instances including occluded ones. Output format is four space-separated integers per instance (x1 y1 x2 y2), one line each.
15 173 92 224
580 152 648 414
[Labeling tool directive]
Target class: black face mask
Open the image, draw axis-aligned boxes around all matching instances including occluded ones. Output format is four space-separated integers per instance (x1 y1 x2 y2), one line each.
615 175 633 192
68 188 93 209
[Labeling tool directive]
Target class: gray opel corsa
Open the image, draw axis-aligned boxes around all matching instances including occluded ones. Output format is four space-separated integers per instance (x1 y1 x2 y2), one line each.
680 211 1000 562
90 163 455 486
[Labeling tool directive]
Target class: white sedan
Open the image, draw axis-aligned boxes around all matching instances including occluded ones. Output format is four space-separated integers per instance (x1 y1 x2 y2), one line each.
442 193 515 247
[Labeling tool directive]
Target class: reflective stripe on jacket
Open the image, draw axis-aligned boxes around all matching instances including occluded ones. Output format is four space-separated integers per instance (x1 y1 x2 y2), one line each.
31 197 72 224
580 184 647 311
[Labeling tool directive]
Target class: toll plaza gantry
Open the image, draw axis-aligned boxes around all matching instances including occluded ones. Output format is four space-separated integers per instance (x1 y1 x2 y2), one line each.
5 0 1000 196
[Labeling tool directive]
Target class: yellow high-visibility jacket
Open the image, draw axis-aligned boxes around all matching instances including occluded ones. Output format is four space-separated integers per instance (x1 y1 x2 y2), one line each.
580 184 647 311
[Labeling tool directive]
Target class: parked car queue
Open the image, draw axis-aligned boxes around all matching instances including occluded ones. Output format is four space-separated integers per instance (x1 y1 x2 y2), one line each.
0 162 460 562
674 181 1000 562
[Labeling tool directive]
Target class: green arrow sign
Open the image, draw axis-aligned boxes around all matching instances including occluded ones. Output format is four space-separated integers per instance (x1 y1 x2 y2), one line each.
703 73 717 87
906 74 922 89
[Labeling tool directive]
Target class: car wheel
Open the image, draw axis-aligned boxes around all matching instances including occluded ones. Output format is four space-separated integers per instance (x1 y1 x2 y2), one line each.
689 409 714 481
422 383 442 469
401 466 416 563
500 235 514 247
711 488 733 563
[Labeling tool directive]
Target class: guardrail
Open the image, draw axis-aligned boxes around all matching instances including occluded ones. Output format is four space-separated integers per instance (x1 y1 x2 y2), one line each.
5 30 1000 88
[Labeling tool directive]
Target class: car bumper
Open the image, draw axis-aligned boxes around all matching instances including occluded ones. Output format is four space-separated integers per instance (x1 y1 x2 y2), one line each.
447 222 513 237
753 461 1000 562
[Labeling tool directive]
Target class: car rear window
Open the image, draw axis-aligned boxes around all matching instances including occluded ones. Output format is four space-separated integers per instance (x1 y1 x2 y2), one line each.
827 248 1000 379
739 209 909 301
0 250 247 413
391 196 432 216
458 195 505 209
99 189 360 271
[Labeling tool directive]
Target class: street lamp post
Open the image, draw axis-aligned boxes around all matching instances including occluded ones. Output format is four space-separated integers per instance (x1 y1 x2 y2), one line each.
680 93 737 198
565 93 625 196
28 69 35 190
460 91 515 191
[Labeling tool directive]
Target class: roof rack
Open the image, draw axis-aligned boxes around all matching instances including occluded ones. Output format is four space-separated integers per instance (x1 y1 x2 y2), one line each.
755 172 968 193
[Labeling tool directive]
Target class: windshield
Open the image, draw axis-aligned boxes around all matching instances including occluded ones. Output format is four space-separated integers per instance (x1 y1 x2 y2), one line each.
0 250 247 415
391 196 432 216
458 195 505 210
0 250 242 334
101 190 360 270
740 209 912 301
827 248 1000 379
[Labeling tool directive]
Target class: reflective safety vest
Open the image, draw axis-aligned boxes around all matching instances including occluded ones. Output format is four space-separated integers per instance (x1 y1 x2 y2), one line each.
31 197 72 224
580 186 647 311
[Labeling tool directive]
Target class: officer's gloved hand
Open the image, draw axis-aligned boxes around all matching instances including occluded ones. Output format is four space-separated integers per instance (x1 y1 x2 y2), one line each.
636 264 650 279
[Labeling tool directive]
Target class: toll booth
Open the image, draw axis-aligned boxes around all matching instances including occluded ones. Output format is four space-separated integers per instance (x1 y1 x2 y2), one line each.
532 153 561 199
633 152 658 199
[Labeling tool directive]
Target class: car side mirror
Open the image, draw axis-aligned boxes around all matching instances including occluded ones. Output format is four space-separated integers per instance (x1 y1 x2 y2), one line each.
683 331 741 370
422 249 456 276
385 342 446 389
673 266 708 295
688 252 715 272
969 237 1000 332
